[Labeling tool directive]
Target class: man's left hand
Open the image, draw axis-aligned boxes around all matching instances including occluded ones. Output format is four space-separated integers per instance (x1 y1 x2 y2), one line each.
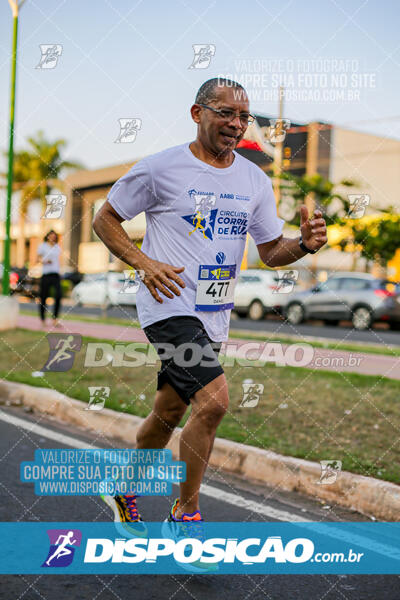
300 205 327 252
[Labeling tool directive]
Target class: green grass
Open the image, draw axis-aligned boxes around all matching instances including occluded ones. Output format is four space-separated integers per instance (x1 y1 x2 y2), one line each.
1 328 399 484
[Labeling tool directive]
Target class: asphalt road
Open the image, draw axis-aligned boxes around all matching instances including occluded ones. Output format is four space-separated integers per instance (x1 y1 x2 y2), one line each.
0 404 399 599
19 301 400 346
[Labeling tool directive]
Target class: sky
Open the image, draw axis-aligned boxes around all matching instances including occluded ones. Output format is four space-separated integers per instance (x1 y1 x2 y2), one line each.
0 0 399 173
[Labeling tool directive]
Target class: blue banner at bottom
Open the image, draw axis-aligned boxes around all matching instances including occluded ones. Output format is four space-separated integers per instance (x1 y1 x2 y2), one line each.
1 522 400 574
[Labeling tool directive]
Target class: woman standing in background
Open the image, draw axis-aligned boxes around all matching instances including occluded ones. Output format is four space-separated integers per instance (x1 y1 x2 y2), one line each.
37 230 62 327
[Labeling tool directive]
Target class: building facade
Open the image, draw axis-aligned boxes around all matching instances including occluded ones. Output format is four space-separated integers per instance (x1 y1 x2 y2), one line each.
1 119 399 278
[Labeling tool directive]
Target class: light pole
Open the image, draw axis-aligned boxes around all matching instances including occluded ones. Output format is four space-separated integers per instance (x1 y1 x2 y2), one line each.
2 0 26 295
273 85 285 207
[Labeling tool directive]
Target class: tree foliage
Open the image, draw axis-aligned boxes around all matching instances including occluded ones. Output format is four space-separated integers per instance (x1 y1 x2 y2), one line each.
2 130 83 214
278 172 356 227
345 216 400 266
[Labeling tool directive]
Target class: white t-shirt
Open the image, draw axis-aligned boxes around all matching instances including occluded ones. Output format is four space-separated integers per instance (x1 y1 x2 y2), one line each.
108 143 284 341
38 242 61 275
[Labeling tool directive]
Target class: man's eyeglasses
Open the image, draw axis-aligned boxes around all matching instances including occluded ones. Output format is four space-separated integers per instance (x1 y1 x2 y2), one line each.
198 104 255 126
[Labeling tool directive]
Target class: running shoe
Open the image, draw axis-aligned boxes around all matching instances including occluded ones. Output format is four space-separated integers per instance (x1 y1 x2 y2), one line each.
101 493 148 538
161 498 218 573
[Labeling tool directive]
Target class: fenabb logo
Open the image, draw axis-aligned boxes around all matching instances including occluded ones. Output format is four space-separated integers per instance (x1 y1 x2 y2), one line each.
83 536 315 565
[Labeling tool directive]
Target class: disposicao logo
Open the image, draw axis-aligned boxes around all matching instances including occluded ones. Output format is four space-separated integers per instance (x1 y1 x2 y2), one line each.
83 536 315 565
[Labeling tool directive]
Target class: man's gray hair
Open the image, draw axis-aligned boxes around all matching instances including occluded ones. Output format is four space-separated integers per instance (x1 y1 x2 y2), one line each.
195 77 246 104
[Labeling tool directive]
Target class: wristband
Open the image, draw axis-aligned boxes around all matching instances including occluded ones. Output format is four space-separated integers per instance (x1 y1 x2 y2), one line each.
299 237 317 254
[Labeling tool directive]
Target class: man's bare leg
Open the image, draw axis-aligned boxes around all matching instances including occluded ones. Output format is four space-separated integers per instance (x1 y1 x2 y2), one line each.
136 383 188 450
175 374 228 518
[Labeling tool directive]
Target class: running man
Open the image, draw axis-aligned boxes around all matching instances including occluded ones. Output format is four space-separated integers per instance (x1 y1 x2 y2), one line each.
44 335 77 370
45 531 77 566
189 211 208 238
93 78 327 537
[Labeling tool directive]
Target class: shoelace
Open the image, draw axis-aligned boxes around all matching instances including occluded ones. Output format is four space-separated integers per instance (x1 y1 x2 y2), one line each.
123 495 139 520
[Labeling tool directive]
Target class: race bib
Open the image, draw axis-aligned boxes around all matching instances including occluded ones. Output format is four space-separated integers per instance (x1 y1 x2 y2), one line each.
195 264 236 311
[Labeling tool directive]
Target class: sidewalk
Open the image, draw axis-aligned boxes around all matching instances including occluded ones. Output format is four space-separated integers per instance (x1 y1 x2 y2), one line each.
2 379 400 520
17 314 400 380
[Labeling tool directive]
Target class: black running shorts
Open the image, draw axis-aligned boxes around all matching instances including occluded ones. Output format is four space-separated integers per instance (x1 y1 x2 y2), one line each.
143 315 224 405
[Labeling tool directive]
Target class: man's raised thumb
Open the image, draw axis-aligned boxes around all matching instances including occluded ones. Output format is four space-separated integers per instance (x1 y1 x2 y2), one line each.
300 204 309 225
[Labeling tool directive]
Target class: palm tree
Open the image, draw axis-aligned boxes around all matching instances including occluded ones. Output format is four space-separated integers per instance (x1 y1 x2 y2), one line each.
2 130 83 266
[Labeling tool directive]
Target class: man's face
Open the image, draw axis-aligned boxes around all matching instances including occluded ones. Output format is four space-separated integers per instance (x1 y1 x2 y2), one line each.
192 85 250 156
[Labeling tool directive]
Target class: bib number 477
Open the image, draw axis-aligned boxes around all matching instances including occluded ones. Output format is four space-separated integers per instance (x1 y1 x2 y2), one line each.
206 281 230 298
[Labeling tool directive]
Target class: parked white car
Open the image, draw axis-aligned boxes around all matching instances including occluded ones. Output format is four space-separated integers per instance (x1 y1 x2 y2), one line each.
71 272 137 307
233 269 295 320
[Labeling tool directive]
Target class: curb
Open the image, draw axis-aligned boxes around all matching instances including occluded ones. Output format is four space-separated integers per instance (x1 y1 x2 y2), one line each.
1 378 399 521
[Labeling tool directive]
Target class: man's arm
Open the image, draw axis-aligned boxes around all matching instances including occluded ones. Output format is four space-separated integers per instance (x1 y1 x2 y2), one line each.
36 246 51 265
257 205 327 267
93 201 149 270
37 257 52 265
93 201 185 303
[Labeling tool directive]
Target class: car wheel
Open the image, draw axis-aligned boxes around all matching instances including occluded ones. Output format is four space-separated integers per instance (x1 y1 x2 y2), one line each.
286 302 305 325
352 306 372 330
235 311 247 319
248 300 265 321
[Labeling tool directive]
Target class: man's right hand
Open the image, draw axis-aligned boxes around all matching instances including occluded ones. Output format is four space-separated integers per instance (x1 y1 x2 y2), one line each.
138 258 185 303
92 201 185 303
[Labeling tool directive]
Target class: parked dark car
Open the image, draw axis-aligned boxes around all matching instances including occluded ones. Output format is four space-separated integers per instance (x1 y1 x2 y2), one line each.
0 266 40 298
62 271 83 286
0 266 82 299
285 273 400 331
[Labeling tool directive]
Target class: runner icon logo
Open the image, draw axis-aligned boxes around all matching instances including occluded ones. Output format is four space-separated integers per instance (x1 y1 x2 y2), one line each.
42 194 67 219
86 386 111 411
347 194 370 219
189 189 216 216
41 334 82 372
42 529 82 567
183 191 217 240
188 44 216 69
114 118 142 143
273 270 298 293
36 44 63 69
240 381 264 408
120 269 145 294
267 118 291 143
317 460 342 485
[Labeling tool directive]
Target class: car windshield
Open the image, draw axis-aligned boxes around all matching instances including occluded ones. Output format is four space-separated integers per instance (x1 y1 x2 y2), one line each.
239 272 274 284
83 273 106 282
